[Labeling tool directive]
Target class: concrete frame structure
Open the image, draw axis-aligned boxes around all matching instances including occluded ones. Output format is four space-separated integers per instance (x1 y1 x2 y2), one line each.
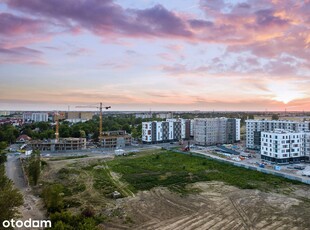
30 138 86 152
101 130 132 149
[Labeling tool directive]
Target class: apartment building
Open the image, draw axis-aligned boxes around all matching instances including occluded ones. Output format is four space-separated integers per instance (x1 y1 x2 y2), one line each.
246 120 310 149
23 112 49 122
194 118 241 146
101 130 132 148
156 112 173 119
65 112 94 123
261 129 310 163
135 113 152 119
142 119 190 143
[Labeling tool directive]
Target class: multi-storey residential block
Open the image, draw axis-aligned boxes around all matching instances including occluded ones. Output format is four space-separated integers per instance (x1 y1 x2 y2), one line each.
156 112 173 119
142 119 189 143
23 112 49 122
246 120 310 149
190 120 195 137
135 113 152 119
194 118 241 146
65 111 94 123
261 129 310 163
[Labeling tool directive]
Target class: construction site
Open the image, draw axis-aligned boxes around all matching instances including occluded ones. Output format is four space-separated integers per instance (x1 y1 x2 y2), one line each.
34 148 310 229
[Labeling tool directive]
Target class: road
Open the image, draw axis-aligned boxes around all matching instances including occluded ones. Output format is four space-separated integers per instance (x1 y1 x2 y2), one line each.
5 153 27 189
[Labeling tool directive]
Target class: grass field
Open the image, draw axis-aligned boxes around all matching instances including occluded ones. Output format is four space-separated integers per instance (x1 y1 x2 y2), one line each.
107 150 301 194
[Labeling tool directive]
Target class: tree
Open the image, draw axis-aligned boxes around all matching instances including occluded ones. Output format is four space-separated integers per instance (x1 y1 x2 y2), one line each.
272 114 279 120
28 151 41 185
248 114 254 119
42 184 64 213
0 147 23 224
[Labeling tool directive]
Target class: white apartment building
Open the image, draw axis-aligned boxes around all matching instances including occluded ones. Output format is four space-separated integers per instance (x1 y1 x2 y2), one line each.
23 112 49 122
246 120 310 149
194 118 241 146
236 119 241 141
142 119 190 143
190 120 195 137
261 129 310 164
166 118 190 139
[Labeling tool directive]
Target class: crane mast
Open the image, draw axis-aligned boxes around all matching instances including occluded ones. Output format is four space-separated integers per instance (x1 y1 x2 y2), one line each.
99 102 103 142
75 103 111 145
55 112 59 142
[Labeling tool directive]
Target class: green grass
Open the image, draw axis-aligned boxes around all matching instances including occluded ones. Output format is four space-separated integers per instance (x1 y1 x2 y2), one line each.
91 166 119 197
49 155 89 161
107 150 301 193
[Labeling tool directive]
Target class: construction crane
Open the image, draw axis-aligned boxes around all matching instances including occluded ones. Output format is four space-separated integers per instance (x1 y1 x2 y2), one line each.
76 103 111 143
54 112 60 142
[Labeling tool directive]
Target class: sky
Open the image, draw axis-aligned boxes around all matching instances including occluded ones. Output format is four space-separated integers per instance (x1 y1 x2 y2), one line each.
0 0 309 111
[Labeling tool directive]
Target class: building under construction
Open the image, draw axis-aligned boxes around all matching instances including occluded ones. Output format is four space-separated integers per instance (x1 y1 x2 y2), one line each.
30 138 86 152
101 130 131 149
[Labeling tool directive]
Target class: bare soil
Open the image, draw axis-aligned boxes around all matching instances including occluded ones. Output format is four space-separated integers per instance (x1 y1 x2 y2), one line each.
105 182 310 230
41 155 310 230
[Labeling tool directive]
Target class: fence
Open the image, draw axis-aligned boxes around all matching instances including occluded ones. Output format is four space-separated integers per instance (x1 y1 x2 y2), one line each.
172 149 310 185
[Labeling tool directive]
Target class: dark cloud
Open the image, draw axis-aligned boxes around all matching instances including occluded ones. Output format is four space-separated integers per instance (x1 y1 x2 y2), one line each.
0 13 44 36
188 19 213 29
6 0 192 38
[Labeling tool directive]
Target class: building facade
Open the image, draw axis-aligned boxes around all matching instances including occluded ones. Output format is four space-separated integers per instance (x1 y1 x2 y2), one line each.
142 119 190 143
23 112 49 122
65 112 93 123
261 129 310 163
194 118 241 146
246 120 310 149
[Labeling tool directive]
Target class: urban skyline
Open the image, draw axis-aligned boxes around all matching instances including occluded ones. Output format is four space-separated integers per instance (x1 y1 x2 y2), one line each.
0 0 309 111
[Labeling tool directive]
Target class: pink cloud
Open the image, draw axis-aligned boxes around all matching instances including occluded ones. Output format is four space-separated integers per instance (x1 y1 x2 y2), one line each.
1 0 309 74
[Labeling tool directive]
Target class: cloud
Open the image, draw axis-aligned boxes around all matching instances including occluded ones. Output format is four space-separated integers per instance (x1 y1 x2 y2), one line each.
4 0 309 60
0 13 44 36
0 46 45 65
66 48 91 56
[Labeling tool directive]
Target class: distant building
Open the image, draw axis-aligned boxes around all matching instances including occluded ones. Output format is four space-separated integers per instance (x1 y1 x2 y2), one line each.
16 135 32 143
246 120 310 149
65 111 93 123
156 112 173 119
0 111 11 116
135 113 152 119
101 130 132 148
194 118 241 146
0 118 22 126
261 129 310 163
30 138 86 152
23 112 48 122
142 119 191 144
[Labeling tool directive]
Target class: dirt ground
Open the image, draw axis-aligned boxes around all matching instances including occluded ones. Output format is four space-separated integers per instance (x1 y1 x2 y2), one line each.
105 182 310 230
41 156 310 230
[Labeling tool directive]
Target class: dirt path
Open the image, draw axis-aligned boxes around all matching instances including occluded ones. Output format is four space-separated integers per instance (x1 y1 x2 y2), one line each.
5 155 46 229
103 161 135 197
